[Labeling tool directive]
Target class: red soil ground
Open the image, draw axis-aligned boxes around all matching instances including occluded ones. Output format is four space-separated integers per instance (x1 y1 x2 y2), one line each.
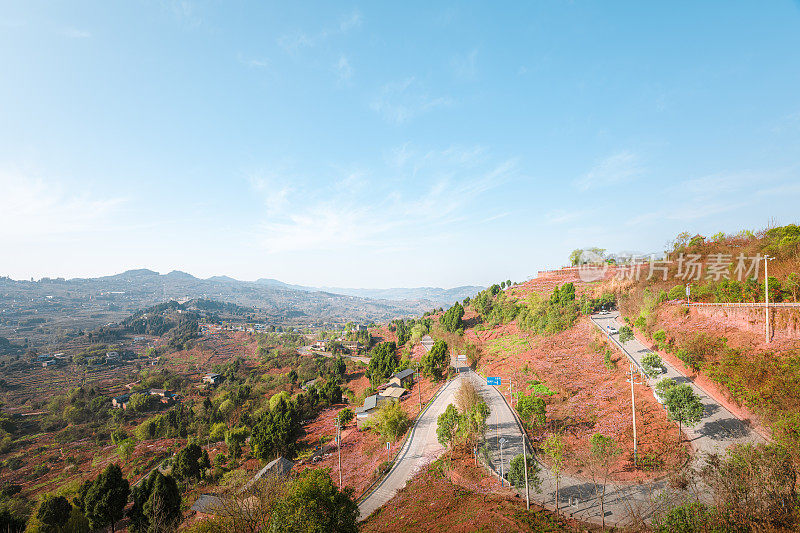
630 303 800 442
296 373 443 496
464 270 687 481
361 447 581 532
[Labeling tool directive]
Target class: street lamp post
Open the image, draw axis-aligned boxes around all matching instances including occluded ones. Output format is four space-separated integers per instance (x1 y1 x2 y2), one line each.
522 432 530 510
499 437 506 487
765 255 773 344
628 363 639 466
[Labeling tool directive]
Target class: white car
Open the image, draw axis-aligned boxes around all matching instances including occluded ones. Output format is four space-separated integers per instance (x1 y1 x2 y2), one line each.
607 325 618 335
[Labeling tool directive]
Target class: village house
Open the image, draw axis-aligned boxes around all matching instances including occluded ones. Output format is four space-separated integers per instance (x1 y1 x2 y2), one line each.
378 386 407 401
388 368 415 388
355 394 392 429
202 373 222 386
341 340 362 353
111 394 131 409
310 340 327 351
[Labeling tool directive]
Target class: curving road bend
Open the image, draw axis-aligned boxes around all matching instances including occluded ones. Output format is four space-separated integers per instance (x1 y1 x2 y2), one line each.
359 317 764 526
358 373 465 520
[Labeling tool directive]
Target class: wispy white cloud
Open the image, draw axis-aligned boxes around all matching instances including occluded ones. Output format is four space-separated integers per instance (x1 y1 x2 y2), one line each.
248 173 292 213
451 49 478 81
544 209 587 225
62 27 91 39
251 146 516 253
334 54 353 83
278 9 362 53
163 0 202 27
370 77 454 124
238 53 269 69
0 172 125 240
574 150 642 191
624 169 795 226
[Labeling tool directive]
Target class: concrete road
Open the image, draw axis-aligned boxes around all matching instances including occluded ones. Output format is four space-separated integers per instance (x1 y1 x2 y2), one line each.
472 369 662 526
358 373 464 520
358 319 765 527
590 312 763 458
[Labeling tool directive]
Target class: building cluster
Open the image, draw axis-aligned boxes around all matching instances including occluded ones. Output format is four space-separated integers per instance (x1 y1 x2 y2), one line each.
111 388 181 410
199 322 271 336
355 368 415 429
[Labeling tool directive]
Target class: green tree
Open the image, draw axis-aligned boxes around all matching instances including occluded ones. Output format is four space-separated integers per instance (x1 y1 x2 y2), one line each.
542 433 565 516
80 463 130 533
270 469 358 533
367 342 398 386
374 401 410 443
588 434 621 530
619 325 634 343
143 473 182 533
37 495 72 533
338 407 354 426
436 404 460 448
421 340 449 381
0 509 25 533
333 356 346 380
439 302 465 333
700 443 796 529
641 352 665 378
508 453 541 492
117 438 136 462
172 443 209 482
225 426 249 461
658 380 705 442
516 394 546 427
129 471 182 533
251 396 301 461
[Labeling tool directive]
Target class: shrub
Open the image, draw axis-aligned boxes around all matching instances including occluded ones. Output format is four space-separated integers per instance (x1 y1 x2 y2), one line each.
667 285 686 300
516 394 546 427
642 353 665 378
338 408 354 426
508 453 541 491
374 402 410 443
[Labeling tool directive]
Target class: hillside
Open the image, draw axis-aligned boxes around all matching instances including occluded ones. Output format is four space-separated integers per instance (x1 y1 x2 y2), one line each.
613 225 800 461
0 270 455 347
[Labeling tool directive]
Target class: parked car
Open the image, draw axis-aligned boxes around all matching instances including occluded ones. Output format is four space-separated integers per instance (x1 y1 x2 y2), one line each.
607 326 618 335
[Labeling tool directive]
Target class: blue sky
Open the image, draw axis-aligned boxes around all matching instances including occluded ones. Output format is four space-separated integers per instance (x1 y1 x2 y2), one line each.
2 1 800 287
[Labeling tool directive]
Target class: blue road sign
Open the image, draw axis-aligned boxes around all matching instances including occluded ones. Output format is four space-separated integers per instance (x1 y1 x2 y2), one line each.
487 376 501 386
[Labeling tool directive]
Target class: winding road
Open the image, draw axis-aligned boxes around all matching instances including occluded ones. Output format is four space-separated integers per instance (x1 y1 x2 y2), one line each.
359 316 765 526
358 373 464 519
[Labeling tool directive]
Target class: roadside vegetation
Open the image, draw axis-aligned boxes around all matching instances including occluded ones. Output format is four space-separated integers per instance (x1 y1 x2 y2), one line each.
618 225 800 463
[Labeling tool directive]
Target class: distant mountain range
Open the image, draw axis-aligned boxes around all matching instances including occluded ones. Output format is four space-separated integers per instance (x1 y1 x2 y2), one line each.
0 269 482 346
253 278 482 305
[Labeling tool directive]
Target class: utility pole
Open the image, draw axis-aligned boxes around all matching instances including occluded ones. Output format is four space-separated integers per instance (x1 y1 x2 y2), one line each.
336 415 342 488
499 437 506 487
630 362 638 466
522 431 530 510
416 363 422 414
765 255 772 344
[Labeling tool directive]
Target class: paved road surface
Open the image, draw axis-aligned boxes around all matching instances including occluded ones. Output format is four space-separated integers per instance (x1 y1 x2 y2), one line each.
358 317 764 526
590 312 762 457
358 374 464 520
